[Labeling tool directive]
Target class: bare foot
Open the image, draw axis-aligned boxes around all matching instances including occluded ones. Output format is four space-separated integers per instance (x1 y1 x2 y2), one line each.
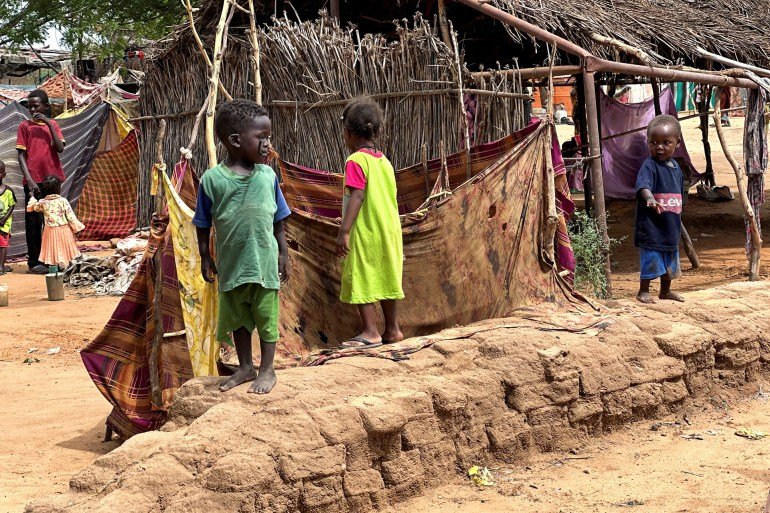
636 292 656 304
219 367 257 392
248 367 277 394
381 329 404 344
659 291 685 302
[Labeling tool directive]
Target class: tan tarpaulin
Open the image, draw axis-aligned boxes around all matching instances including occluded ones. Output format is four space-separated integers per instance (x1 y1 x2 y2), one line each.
277 122 584 354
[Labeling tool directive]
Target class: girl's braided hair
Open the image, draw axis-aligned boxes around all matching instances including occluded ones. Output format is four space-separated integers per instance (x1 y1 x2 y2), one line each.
342 97 383 139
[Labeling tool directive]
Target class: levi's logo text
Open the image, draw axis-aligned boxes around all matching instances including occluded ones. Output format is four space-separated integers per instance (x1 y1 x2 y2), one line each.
654 193 682 214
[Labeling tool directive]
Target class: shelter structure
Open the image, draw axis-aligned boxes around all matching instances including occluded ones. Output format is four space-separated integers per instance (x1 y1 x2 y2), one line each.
79 0 770 439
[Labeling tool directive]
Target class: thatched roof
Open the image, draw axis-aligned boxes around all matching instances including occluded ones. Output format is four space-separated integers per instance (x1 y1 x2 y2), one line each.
162 0 770 70
485 0 770 67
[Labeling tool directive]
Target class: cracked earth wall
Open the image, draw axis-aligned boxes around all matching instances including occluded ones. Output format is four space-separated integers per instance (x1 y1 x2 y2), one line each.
27 282 770 513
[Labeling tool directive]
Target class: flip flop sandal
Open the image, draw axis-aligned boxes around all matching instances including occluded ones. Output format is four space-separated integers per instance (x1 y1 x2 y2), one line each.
339 336 383 350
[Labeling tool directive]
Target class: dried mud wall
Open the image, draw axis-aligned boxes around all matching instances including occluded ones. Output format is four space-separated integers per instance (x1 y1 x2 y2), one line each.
28 282 770 513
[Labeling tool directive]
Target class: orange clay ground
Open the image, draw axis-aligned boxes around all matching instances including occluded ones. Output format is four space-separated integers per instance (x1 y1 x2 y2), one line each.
1 117 769 513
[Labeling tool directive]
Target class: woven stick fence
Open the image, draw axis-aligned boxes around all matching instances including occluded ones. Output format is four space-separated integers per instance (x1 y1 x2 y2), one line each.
136 11 525 224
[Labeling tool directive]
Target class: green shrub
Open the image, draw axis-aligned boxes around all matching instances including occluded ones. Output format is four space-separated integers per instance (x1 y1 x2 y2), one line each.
568 209 623 299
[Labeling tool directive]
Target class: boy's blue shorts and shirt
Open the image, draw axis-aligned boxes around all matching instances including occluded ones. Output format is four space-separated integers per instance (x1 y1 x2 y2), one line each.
634 157 684 280
192 163 291 343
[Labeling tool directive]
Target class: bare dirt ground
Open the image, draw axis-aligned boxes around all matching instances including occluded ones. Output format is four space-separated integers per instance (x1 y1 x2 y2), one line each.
395 386 770 513
1 117 769 513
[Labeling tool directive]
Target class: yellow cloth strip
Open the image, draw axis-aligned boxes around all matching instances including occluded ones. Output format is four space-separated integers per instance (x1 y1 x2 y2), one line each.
162 170 220 377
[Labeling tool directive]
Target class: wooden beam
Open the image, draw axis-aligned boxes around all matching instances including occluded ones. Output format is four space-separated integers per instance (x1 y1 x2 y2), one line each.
582 70 613 296
713 87 762 281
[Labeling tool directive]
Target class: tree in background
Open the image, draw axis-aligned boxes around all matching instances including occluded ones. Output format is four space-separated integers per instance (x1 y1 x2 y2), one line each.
0 0 182 62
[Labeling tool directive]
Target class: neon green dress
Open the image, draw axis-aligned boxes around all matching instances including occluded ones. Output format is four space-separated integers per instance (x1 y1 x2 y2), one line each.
340 151 404 304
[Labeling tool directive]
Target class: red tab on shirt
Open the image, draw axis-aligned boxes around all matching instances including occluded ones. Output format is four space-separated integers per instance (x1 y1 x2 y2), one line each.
654 193 682 214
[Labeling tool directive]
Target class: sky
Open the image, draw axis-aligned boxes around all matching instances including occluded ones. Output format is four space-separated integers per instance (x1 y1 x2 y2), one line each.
44 27 64 51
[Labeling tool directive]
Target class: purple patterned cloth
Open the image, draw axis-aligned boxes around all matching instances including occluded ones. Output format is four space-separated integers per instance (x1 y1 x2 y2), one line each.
599 88 696 199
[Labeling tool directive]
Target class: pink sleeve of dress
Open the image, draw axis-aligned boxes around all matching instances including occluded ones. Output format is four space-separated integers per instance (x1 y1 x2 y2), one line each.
344 160 367 190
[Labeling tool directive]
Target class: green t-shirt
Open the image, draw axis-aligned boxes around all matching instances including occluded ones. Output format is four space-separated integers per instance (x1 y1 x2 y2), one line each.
197 164 285 292
0 187 16 234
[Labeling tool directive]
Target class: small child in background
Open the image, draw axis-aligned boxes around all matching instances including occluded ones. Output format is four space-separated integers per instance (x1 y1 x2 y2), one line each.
193 100 290 395
0 161 16 274
26 175 84 271
635 114 685 304
336 97 404 349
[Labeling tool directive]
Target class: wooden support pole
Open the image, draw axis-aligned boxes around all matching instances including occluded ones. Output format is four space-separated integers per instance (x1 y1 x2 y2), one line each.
437 0 452 47
575 75 593 214
713 87 762 281
680 221 700 269
184 0 232 101
205 0 233 168
247 0 262 104
697 86 716 186
650 78 662 115
449 22 472 179
582 70 613 296
149 119 167 410
329 0 340 20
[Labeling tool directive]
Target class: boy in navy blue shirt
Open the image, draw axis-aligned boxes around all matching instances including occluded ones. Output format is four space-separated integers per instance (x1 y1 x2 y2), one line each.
634 114 685 304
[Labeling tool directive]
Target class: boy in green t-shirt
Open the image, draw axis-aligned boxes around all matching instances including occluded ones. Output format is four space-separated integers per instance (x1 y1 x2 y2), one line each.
192 100 290 394
0 161 17 274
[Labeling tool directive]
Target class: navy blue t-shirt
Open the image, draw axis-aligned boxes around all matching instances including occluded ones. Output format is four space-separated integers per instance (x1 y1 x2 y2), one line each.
634 157 684 251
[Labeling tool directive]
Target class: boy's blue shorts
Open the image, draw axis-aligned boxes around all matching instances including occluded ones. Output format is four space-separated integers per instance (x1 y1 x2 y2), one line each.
640 248 681 280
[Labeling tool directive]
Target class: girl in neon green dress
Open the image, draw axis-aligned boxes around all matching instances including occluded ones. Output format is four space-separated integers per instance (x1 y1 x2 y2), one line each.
335 98 404 349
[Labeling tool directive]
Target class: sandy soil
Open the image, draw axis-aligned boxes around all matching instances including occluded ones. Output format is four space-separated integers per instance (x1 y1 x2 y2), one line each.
0 270 121 513
1 116 768 513
394 387 770 513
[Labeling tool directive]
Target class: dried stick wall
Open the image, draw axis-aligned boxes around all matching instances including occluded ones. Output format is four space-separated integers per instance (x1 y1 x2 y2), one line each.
137 14 526 224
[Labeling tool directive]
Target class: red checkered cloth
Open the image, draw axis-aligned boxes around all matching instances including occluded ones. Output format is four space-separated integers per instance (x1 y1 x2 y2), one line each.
76 130 139 240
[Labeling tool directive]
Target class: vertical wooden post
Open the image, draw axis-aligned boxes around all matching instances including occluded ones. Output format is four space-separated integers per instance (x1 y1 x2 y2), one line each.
247 0 262 104
449 22 472 179
582 70 613 296
422 143 430 198
698 85 716 186
437 0 452 47
713 87 762 281
651 78 662 115
205 0 233 168
330 0 340 20
149 119 167 410
575 75 593 214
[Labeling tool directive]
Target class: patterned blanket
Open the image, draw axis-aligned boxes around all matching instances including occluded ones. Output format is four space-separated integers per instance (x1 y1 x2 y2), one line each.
80 166 198 439
76 130 139 240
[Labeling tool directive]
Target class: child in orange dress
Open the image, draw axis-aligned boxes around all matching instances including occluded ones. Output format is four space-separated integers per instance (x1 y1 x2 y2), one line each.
26 175 84 271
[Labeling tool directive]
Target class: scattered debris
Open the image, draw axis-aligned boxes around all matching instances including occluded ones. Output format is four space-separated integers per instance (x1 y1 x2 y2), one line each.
27 348 38 353
752 386 769 402
23 357 40 364
614 499 645 507
681 433 704 440
735 428 767 440
468 466 496 487
46 347 61 355
650 421 680 431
